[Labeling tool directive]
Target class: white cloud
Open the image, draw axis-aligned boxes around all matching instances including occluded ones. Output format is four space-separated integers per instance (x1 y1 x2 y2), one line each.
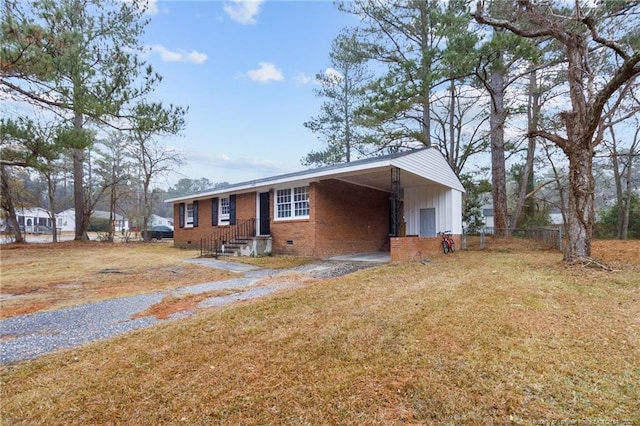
246 62 284 83
223 0 265 25
181 151 297 181
321 67 343 86
146 0 159 15
146 44 208 64
293 72 312 86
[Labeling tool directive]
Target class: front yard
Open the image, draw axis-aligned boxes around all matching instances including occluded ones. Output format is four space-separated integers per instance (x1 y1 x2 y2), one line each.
1 239 638 424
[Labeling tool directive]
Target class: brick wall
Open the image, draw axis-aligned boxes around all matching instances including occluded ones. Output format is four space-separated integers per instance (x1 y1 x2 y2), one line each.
390 235 461 262
270 219 316 256
312 179 389 258
173 200 211 249
235 193 255 222
173 192 257 249
173 181 391 259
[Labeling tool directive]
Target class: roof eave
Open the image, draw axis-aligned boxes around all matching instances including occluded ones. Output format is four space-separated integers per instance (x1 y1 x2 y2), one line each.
164 158 395 204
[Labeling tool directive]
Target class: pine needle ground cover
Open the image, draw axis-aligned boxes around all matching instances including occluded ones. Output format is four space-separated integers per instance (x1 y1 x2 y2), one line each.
1 242 639 424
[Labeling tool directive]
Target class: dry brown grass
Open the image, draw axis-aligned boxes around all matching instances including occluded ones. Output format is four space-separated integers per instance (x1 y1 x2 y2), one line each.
1 240 639 425
0 241 236 318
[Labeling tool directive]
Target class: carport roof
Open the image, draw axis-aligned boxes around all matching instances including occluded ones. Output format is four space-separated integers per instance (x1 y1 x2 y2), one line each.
165 147 464 203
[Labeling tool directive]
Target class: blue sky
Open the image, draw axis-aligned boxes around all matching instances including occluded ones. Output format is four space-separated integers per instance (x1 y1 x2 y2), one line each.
140 1 357 187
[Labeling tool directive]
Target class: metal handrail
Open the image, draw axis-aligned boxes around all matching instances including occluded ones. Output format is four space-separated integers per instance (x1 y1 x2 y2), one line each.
200 218 256 258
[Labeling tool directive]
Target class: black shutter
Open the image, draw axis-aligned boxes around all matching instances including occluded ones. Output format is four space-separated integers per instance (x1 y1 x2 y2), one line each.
211 197 218 226
229 195 236 225
179 203 185 228
193 200 199 227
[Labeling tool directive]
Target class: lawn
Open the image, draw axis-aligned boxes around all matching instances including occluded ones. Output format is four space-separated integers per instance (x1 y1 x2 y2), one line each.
0 241 237 318
1 240 639 424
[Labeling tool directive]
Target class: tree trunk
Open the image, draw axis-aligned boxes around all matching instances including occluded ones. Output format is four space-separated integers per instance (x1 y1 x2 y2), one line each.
72 146 87 240
604 125 626 239
448 79 456 170
0 165 25 243
343 75 351 162
511 68 539 230
141 170 152 242
422 86 432 147
565 146 594 260
562 42 595 261
419 1 432 148
108 183 116 243
72 108 89 241
488 52 508 236
621 145 636 240
45 173 58 243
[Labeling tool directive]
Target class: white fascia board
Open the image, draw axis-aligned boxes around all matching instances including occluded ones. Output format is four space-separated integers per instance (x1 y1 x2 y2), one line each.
164 158 394 204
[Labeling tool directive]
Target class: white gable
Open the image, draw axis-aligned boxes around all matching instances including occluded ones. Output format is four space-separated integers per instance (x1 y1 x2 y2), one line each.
391 148 465 192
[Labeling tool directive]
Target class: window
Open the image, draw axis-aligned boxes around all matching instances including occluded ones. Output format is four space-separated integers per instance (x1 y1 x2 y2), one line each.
181 201 198 228
276 186 309 219
186 204 194 227
219 197 230 223
212 196 235 226
294 186 309 217
276 189 291 219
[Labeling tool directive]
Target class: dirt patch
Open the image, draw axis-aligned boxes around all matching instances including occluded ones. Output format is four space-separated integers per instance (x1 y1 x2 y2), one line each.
133 290 239 320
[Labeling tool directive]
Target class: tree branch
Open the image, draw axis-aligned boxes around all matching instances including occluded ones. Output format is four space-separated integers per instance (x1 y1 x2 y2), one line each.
472 1 555 39
0 159 31 167
582 16 629 60
530 129 569 151
587 53 640 146
0 79 70 109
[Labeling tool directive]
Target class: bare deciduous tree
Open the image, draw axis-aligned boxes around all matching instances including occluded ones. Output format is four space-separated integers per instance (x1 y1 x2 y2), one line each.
474 0 640 261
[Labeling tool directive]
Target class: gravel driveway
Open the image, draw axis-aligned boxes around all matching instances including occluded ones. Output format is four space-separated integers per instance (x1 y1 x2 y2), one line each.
0 258 381 364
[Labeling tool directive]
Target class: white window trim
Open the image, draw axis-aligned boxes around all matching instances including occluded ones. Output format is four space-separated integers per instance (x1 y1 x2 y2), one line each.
219 197 230 225
185 203 194 228
274 186 309 221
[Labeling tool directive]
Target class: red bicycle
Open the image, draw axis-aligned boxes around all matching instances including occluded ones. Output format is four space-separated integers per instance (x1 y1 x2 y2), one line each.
439 231 455 254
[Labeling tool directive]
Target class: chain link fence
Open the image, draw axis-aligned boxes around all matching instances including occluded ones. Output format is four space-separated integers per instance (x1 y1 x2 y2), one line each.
462 227 563 251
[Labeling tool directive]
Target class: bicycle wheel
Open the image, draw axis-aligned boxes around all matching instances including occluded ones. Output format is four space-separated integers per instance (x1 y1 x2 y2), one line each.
442 240 449 254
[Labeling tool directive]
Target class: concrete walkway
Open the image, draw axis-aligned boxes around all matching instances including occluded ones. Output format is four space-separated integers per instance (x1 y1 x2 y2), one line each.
0 254 388 364
328 252 391 263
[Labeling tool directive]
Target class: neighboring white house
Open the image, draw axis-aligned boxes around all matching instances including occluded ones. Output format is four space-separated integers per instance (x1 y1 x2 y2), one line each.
56 209 129 232
148 214 173 229
482 207 495 230
479 206 565 231
3 207 54 233
56 209 76 232
548 208 565 225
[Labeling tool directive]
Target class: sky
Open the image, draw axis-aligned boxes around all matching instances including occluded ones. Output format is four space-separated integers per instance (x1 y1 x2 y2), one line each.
138 0 359 188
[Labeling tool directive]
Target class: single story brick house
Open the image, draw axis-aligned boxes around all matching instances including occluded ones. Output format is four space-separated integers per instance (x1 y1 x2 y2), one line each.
166 147 465 261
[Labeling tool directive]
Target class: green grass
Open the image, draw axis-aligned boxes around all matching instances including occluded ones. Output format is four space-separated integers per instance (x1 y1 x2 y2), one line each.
2 249 639 425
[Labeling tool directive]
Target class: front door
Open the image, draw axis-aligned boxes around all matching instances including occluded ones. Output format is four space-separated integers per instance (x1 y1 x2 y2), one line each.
258 192 270 235
419 208 436 237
